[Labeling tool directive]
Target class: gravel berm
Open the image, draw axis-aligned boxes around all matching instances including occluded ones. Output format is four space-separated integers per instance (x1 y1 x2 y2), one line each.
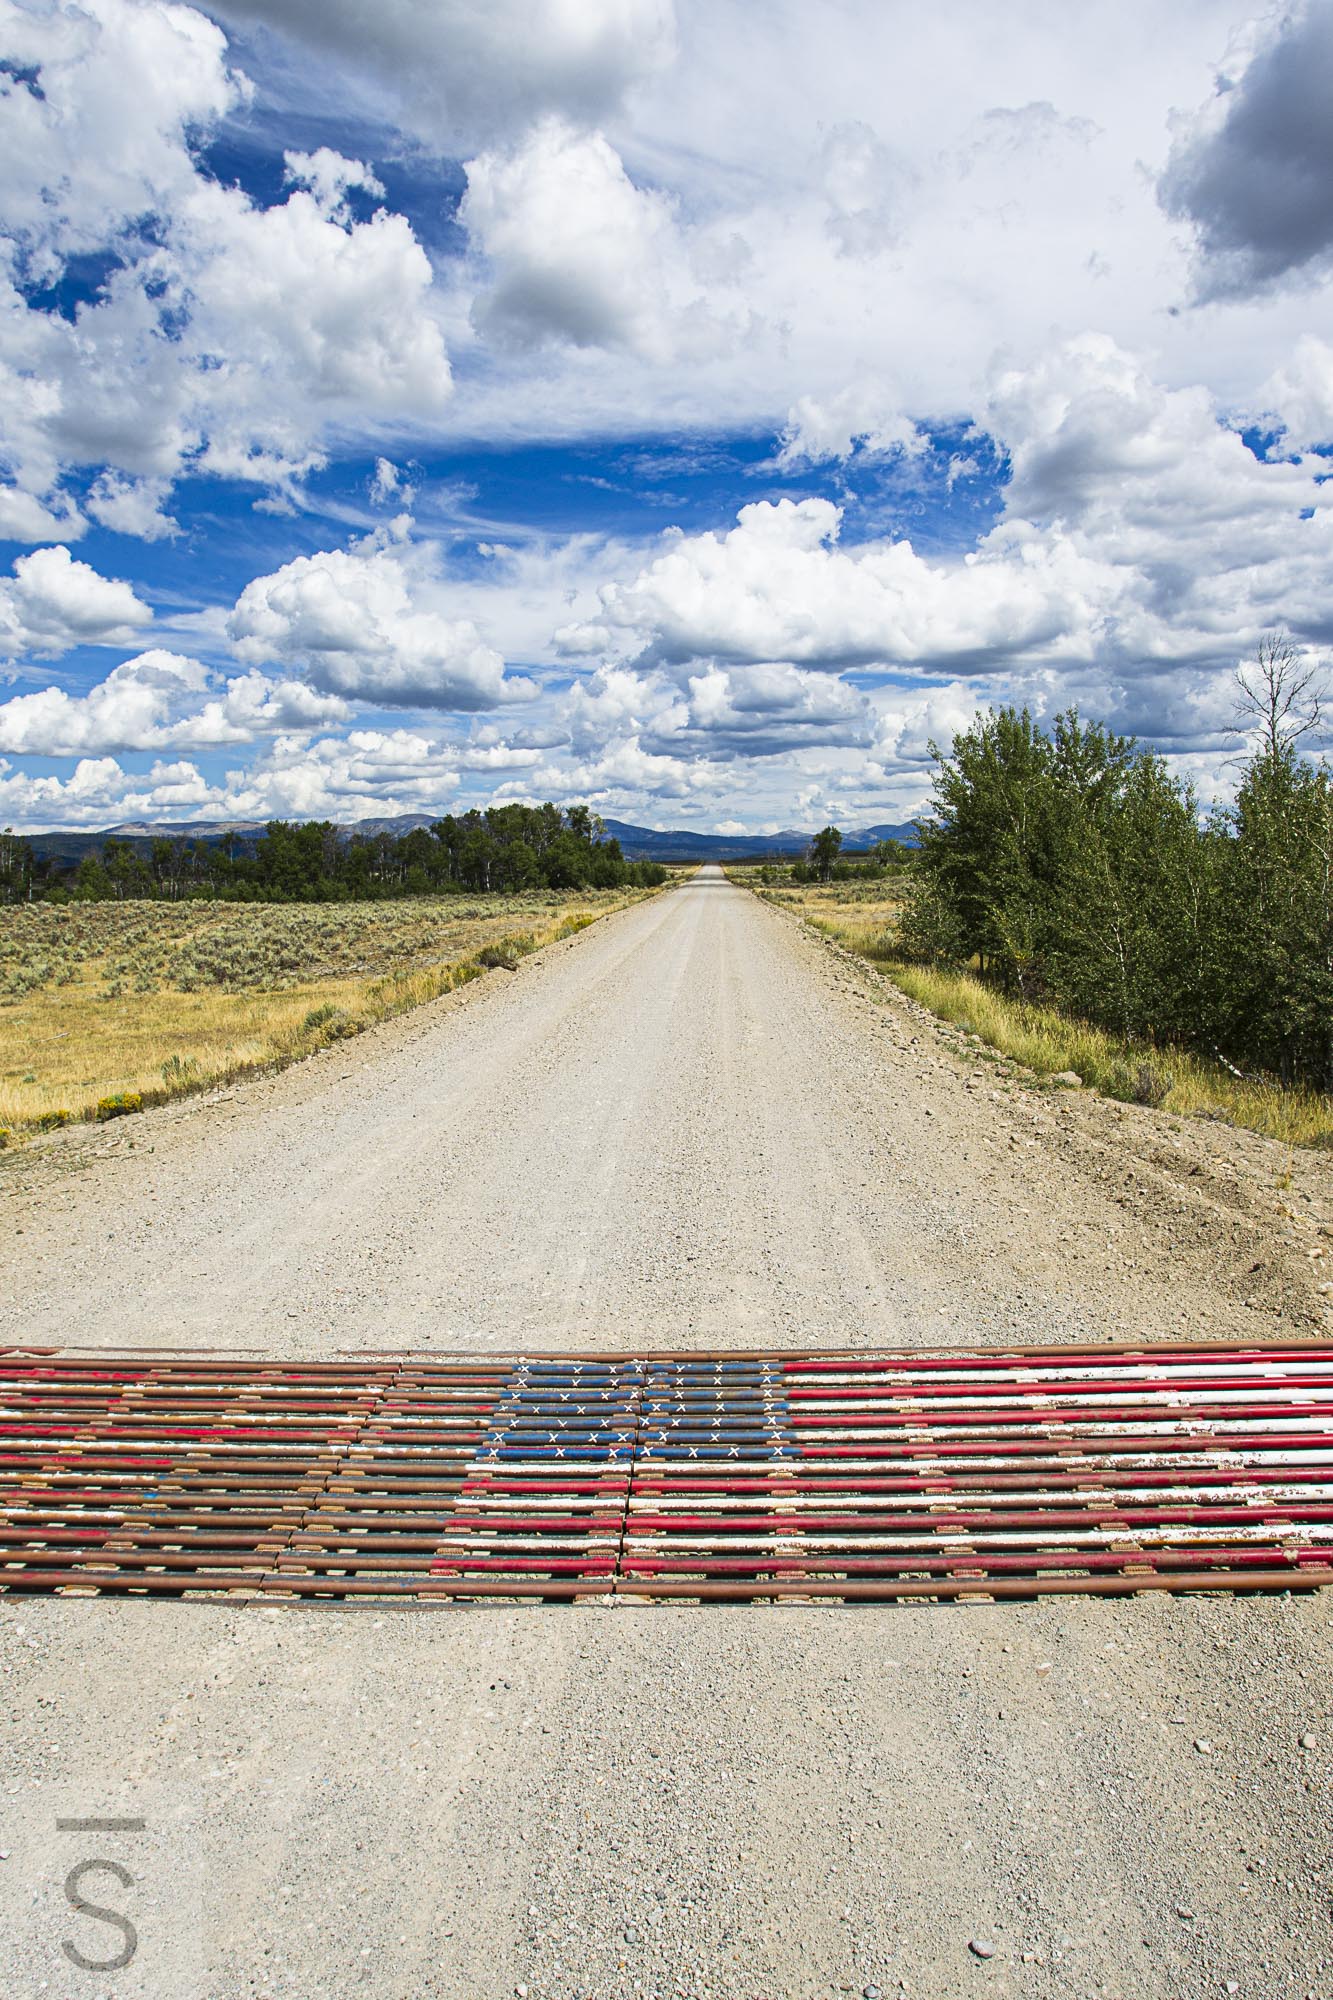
2 866 1331 1998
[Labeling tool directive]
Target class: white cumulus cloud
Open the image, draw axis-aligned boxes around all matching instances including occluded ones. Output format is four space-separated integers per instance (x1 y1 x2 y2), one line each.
561 495 1108 675
227 529 529 710
180 174 452 485
1159 2 1333 299
0 0 237 252
776 389 926 469
461 118 733 362
0 649 205 755
560 337 1333 717
85 474 179 542
1260 335 1333 450
283 147 385 216
0 648 352 755
0 3 451 533
0 546 151 657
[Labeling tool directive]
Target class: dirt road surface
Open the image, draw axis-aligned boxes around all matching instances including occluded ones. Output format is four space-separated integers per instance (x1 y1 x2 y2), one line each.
3 866 1331 1998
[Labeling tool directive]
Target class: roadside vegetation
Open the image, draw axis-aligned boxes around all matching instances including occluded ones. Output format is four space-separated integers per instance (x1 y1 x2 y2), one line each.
747 872 907 964
0 888 654 1143
735 637 1333 1150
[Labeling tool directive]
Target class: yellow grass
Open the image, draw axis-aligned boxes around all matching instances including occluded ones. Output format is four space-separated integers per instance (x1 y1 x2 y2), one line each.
731 867 1333 1151
890 961 1333 1148
728 869 907 961
0 890 653 1142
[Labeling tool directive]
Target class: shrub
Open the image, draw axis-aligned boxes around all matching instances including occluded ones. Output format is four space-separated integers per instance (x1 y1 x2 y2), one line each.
302 1003 339 1033
478 933 536 970
95 1092 142 1121
1129 1060 1174 1108
35 1109 72 1131
897 873 965 966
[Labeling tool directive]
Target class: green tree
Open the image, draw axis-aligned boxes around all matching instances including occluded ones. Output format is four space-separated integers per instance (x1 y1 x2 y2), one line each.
909 707 1056 989
0 826 35 904
102 838 151 900
1040 747 1213 1043
1221 748 1333 1087
902 677 1333 1094
31 800 655 905
1216 636 1332 1087
808 825 842 880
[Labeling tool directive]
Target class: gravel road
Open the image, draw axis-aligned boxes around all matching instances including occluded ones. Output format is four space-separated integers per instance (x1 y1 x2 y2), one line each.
2 866 1331 1998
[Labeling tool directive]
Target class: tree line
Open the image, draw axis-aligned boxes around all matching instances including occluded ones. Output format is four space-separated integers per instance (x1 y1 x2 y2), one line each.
898 639 1332 1093
0 805 668 905
786 826 913 883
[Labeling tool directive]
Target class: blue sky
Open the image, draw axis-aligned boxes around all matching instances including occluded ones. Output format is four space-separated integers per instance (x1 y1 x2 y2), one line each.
1 0 1332 833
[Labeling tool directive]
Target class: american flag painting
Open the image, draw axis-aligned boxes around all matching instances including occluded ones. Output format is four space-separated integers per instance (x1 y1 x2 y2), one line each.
2 1342 1333 1601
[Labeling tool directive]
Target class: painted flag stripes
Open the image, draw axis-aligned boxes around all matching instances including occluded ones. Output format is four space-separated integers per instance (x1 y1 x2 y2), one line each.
1 1341 1332 1601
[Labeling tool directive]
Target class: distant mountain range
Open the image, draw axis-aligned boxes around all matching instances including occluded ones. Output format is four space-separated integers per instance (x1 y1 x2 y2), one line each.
22 813 918 866
23 819 270 864
598 819 916 860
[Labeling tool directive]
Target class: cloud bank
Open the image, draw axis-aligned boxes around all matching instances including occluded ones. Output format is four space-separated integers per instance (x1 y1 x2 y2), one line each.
1 0 1331 834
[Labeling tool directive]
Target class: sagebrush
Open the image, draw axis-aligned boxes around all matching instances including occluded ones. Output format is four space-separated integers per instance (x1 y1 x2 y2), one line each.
0 888 656 1139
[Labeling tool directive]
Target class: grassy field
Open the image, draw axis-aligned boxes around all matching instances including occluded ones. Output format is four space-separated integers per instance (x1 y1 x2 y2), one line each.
742 874 907 962
731 867 1333 1150
0 889 655 1142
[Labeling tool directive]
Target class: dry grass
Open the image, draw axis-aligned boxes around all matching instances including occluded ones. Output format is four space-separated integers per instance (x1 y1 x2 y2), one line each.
889 961 1333 1148
0 890 653 1142
758 878 906 960
731 867 1333 1151
727 869 907 961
